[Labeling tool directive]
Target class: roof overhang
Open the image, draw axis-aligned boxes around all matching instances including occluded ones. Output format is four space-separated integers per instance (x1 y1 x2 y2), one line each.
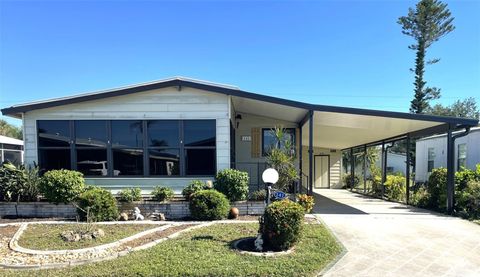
2 77 478 149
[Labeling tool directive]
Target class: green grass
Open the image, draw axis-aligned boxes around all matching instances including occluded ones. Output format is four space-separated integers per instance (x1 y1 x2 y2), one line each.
18 223 157 250
3 223 342 277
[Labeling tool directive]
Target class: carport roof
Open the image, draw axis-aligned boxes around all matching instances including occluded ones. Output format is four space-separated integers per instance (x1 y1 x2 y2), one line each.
1 77 478 149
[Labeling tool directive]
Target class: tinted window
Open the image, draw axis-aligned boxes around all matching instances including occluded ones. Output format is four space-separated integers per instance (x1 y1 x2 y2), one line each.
111 120 143 148
76 149 108 176
184 120 215 147
185 148 215 175
147 120 179 147
3 150 22 165
38 149 71 172
113 148 143 175
38 120 70 147
262 128 295 156
75 120 107 147
3 144 22 150
149 149 180 176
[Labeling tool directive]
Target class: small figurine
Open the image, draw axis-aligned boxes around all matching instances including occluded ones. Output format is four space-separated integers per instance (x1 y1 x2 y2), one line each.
133 207 144 221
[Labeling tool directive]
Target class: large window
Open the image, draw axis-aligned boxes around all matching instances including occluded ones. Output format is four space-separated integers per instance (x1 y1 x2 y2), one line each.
75 120 108 176
427 147 435 173
148 120 180 176
1 143 23 166
457 144 467 170
37 119 216 177
37 120 71 173
262 128 295 156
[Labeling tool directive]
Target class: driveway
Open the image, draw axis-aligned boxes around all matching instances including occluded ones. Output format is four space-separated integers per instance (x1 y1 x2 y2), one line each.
314 189 480 277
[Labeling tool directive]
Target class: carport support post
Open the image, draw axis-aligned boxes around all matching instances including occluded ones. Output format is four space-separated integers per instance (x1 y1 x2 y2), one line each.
406 135 411 205
308 110 314 195
363 144 367 194
446 126 455 214
381 142 386 198
350 148 354 191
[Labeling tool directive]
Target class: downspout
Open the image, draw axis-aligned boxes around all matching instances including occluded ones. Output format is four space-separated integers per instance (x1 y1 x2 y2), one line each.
446 126 471 214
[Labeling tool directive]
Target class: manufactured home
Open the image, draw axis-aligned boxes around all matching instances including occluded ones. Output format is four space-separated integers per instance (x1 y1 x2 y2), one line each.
415 127 480 182
2 77 477 212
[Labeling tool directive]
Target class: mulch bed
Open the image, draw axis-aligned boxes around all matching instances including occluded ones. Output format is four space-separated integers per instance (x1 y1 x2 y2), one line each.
0 225 18 237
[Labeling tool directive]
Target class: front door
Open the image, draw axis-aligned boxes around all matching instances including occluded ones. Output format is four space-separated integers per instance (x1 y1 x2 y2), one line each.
314 155 330 189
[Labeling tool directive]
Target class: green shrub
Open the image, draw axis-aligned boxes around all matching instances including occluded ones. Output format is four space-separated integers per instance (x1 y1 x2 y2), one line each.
249 190 266 201
214 169 249 201
39 169 85 204
297 194 315 213
411 186 430 208
182 180 209 200
151 186 174 202
260 199 304 251
189 190 230 220
117 187 142 202
456 181 480 219
427 168 447 210
77 187 119 222
455 166 480 190
342 174 359 189
0 163 41 202
384 174 406 202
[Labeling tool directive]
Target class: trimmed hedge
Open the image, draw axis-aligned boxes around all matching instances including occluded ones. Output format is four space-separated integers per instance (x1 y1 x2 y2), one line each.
189 190 230 220
182 180 209 200
151 186 174 202
260 199 305 251
118 187 142 202
77 187 119 222
39 169 85 204
214 169 249 201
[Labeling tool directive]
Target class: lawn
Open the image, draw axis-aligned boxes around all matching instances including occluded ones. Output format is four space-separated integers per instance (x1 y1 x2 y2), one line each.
18 223 158 250
3 222 342 276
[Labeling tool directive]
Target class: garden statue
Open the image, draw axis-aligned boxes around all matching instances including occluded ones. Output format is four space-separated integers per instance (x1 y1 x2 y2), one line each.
133 207 144 220
254 233 263 251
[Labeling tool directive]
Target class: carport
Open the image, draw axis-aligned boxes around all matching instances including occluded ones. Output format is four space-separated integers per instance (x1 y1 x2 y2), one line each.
298 107 478 214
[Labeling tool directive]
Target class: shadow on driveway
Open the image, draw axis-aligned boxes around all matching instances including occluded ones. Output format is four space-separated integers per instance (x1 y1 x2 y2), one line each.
312 191 367 215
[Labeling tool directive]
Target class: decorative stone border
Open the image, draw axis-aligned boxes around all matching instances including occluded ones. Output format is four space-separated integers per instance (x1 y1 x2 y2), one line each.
231 238 295 257
0 220 259 270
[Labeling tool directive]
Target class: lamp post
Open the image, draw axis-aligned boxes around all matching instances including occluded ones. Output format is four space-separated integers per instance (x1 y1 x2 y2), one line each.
262 168 279 206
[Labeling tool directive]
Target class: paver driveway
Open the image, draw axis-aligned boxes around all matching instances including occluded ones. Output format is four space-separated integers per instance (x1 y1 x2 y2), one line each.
314 189 480 277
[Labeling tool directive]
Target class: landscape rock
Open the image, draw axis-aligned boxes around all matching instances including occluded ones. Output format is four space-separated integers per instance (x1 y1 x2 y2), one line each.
119 212 129 221
93 229 105 238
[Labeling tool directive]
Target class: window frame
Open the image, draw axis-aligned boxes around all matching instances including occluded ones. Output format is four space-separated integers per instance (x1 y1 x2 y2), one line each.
457 143 467 170
37 119 217 178
427 147 435 173
261 127 296 157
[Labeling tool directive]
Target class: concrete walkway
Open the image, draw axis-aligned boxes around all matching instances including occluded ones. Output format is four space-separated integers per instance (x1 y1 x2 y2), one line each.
314 189 480 277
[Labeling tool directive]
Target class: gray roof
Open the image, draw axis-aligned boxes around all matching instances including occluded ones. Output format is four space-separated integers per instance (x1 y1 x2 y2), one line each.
2 76 478 127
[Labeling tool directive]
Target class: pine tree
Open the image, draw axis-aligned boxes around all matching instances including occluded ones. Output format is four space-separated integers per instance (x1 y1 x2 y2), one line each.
398 0 455 114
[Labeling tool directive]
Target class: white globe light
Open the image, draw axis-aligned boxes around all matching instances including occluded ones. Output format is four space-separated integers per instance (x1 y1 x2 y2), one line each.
262 168 279 184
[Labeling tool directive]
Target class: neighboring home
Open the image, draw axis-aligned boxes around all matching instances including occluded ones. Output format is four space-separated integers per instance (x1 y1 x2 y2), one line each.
1 77 477 196
415 126 480 183
0 135 23 166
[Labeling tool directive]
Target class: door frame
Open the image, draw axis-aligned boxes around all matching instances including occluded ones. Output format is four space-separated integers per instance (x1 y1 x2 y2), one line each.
314 154 330 189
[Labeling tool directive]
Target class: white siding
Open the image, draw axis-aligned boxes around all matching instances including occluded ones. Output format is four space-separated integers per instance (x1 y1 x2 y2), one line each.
415 129 480 182
22 86 231 189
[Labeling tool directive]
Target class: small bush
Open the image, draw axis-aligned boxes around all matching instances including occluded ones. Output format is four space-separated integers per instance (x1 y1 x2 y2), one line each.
77 187 119 222
342 174 359 189
260 199 304 251
189 190 230 220
151 186 174 202
214 169 249 202
182 180 209 200
384 174 406 202
117 187 142 202
411 186 430 208
456 181 480 219
249 190 266 201
39 169 85 204
297 194 315 213
427 168 447 210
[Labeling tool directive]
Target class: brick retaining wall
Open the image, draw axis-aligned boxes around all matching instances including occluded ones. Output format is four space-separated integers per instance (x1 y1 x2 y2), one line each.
0 201 265 219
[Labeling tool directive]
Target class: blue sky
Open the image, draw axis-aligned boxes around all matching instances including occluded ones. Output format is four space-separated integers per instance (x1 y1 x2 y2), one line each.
1 0 479 126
